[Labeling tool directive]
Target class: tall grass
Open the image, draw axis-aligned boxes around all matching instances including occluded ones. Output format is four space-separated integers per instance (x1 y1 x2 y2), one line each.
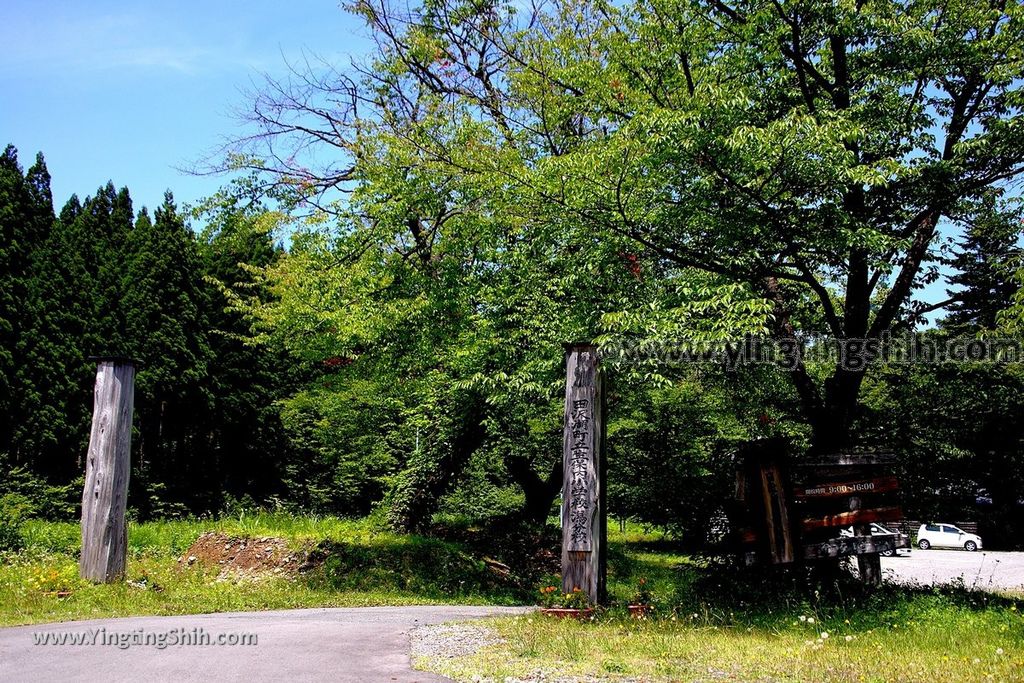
0 514 522 626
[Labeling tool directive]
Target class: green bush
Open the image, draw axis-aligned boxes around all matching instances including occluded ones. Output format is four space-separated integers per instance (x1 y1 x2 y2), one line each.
308 536 523 601
0 493 32 552
19 520 79 554
0 465 79 520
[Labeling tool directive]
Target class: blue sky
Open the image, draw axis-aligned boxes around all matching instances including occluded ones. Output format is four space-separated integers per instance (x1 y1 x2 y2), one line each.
1 1 371 213
2 1 959 315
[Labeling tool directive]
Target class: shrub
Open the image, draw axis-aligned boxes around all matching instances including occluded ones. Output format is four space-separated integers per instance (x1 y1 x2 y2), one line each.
0 493 32 552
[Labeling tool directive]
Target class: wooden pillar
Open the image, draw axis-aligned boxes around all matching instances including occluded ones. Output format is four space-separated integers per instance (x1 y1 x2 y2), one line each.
855 523 882 585
561 343 606 605
80 357 136 583
757 458 795 564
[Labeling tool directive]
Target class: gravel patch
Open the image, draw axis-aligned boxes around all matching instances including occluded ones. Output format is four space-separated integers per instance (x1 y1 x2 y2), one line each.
412 622 506 659
411 623 645 683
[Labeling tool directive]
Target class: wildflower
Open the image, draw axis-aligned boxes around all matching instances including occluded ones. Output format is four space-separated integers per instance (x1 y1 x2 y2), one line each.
845 635 854 642
807 617 815 625
996 648 1004 656
799 615 807 623
820 632 829 639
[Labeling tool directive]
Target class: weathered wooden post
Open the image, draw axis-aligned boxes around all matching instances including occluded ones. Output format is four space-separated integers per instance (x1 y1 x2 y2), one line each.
855 523 882 585
80 357 136 583
561 343 607 605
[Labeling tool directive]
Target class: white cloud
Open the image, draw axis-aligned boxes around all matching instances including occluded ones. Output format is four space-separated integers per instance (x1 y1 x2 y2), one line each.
0 7 254 77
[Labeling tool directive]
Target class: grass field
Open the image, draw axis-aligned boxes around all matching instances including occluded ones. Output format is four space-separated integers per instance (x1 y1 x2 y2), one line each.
2 515 1021 681
0 512 524 627
419 532 1024 683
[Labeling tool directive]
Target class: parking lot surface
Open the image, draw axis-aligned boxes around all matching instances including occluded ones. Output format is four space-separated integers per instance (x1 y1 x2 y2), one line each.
880 549 1024 593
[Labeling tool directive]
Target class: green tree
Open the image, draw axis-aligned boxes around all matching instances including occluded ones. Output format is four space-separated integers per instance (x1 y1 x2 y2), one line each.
941 194 1023 333
230 0 1024 454
0 147 59 470
122 193 214 510
193 196 299 509
0 146 36 463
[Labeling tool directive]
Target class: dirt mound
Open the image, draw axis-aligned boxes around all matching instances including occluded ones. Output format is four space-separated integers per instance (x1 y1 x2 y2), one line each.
180 532 314 580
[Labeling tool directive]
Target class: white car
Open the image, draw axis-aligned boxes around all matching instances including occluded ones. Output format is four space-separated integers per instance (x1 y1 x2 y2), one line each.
917 523 982 551
839 523 909 556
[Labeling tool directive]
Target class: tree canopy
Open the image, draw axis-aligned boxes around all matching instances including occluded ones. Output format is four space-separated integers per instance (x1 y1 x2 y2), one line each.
225 0 1024 454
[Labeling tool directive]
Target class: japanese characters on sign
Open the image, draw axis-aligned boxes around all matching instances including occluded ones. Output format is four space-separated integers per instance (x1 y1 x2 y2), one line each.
567 397 592 550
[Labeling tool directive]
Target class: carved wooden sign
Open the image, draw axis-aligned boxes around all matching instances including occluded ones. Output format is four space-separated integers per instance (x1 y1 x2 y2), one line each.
566 395 595 551
561 343 605 604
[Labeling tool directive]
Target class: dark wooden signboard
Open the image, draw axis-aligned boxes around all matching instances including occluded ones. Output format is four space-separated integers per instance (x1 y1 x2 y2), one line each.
734 443 907 584
793 476 899 500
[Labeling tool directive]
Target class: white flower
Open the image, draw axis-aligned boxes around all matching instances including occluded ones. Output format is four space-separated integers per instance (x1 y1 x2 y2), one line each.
807 617 815 624
996 648 1004 655
973 658 981 664
820 632 829 639
799 615 807 622
845 635 853 642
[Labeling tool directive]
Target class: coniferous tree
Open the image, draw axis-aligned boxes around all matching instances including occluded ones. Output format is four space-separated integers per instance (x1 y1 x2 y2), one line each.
11 153 57 469
0 147 57 467
23 192 102 479
0 146 31 463
942 196 1024 333
123 193 213 510
21 182 137 480
196 205 293 506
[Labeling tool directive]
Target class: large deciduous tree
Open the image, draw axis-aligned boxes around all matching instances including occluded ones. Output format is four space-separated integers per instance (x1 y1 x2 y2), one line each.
228 0 1024 453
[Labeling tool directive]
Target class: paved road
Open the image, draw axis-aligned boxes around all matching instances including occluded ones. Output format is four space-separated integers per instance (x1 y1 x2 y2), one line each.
880 549 1024 593
0 605 529 683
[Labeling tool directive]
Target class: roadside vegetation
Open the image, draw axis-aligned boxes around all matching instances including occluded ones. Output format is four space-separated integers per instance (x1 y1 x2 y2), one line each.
420 532 1023 682
3 515 1021 683
0 512 527 627
423 598 1022 683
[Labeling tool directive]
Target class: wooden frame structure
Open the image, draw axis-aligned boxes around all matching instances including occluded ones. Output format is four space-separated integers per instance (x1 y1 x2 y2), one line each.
734 440 908 584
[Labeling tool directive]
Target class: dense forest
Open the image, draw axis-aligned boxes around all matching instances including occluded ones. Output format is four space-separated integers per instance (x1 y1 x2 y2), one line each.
0 146 299 519
2 142 1022 548
3 0 1024 549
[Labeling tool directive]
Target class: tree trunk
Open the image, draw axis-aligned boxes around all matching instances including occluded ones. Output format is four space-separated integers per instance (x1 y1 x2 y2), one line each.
804 366 868 454
507 455 562 525
388 397 486 533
